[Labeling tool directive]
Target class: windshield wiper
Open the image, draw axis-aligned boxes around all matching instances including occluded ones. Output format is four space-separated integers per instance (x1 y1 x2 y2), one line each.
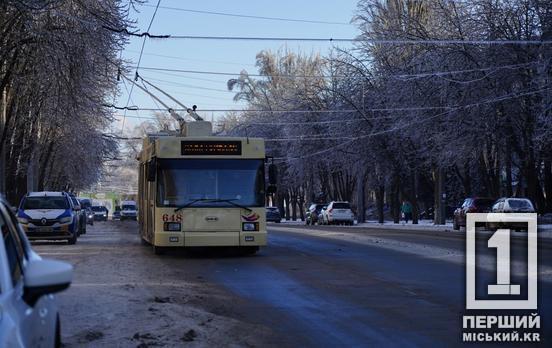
207 199 252 212
174 198 253 212
174 199 209 212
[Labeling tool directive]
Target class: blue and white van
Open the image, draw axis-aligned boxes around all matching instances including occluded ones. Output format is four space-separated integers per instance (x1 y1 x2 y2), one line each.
17 192 79 244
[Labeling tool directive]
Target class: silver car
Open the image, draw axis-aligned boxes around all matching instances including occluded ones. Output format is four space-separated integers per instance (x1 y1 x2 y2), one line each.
0 197 73 347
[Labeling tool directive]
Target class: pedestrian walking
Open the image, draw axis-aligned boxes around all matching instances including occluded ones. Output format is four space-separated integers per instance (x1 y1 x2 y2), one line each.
401 200 413 224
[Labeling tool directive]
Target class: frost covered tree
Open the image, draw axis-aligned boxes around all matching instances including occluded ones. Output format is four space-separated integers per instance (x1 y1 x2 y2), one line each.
227 0 552 221
0 0 131 204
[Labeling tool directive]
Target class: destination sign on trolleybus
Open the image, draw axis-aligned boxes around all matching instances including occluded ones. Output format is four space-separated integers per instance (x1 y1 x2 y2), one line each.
181 140 242 156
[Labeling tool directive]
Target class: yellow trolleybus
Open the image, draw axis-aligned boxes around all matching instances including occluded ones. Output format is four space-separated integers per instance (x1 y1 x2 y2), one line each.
137 121 275 255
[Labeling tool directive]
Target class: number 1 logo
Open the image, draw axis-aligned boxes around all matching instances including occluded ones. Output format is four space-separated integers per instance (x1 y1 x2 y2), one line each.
466 213 537 310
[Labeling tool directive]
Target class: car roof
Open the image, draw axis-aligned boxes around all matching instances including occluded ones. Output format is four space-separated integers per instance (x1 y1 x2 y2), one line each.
27 191 65 197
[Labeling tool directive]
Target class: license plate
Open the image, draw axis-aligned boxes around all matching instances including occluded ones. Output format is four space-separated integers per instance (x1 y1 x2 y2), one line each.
36 227 53 232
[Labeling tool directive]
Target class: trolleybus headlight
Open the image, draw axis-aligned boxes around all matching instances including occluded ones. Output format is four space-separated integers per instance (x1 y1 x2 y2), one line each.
164 222 181 231
242 222 258 231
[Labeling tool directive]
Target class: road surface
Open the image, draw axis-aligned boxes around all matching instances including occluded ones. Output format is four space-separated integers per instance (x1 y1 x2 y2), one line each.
32 221 552 347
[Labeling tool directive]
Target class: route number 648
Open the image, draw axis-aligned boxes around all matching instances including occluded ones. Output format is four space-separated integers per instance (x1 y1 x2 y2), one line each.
162 214 182 222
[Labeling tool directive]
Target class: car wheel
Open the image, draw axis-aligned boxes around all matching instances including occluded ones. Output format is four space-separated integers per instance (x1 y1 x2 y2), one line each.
453 219 459 230
276 220 281 223
68 232 77 245
55 315 61 348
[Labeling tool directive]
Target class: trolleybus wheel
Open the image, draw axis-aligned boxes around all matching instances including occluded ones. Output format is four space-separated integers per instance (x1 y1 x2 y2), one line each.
241 246 259 256
153 245 165 255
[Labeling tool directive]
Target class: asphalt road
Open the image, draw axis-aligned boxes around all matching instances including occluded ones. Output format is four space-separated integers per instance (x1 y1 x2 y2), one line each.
31 221 552 347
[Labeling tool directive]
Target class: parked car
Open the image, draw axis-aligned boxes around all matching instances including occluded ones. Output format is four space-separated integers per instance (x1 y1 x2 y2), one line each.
453 198 496 230
488 197 536 231
317 205 328 225
492 197 535 213
266 206 281 223
79 198 94 226
120 200 137 221
305 203 326 225
321 201 355 225
68 195 86 235
113 206 121 220
16 191 79 244
0 195 73 347
420 205 458 221
91 206 108 221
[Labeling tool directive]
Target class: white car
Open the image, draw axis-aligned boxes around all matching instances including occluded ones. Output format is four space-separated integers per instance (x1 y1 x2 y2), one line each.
0 196 73 347
491 197 535 213
322 201 355 225
120 200 137 221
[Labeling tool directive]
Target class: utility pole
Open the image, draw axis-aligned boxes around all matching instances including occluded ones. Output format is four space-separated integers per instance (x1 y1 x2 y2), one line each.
439 167 446 224
357 173 365 223
0 87 6 194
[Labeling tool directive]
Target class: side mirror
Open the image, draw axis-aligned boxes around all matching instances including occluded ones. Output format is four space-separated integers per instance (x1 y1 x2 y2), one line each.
23 259 73 307
147 158 157 182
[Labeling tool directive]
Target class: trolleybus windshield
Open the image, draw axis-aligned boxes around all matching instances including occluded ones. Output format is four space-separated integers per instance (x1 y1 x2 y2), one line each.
157 159 264 208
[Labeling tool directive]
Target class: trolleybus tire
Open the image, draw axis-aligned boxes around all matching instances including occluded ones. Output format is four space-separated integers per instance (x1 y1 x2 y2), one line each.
241 246 259 255
153 245 165 255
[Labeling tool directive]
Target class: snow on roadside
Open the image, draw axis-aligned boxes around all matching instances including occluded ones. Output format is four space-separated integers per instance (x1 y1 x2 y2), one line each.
269 224 552 282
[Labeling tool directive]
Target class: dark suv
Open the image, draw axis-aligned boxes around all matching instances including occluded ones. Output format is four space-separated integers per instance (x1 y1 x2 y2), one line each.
266 206 281 223
78 198 94 226
453 198 496 230
305 203 326 225
68 195 86 235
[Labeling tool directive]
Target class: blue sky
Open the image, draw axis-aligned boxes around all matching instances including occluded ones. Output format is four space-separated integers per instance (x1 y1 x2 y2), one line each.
114 0 360 132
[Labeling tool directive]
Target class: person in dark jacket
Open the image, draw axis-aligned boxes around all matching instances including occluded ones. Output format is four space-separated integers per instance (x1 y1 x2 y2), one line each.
401 200 413 223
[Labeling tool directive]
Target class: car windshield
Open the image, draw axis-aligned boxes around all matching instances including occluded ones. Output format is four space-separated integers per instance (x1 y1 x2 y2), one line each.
79 199 91 208
508 199 533 209
22 196 69 210
333 203 351 209
157 159 265 208
91 206 105 212
122 205 135 210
